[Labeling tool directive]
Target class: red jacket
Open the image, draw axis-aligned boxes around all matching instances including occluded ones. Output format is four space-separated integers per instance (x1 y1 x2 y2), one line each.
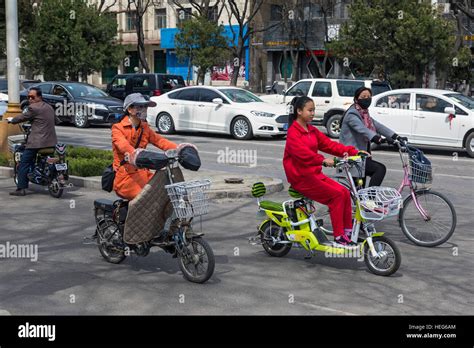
283 122 358 185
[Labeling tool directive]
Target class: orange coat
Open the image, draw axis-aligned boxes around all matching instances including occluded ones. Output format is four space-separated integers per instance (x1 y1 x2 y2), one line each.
112 117 177 200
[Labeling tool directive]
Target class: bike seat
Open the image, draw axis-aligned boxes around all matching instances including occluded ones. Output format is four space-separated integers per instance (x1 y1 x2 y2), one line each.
37 147 55 155
288 186 304 199
94 199 115 212
259 200 284 212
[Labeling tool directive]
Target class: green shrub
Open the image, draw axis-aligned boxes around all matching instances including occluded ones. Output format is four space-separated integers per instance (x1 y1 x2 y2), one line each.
68 157 110 177
65 145 113 176
67 145 113 161
0 153 11 167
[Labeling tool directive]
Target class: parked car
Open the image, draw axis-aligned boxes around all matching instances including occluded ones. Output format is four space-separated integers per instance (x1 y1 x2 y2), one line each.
106 73 185 100
147 86 288 140
20 81 124 128
0 78 42 93
260 78 391 138
0 92 7 102
0 100 6 116
370 88 474 157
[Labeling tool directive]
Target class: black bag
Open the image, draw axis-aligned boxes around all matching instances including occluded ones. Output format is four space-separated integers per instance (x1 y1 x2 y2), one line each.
101 127 143 192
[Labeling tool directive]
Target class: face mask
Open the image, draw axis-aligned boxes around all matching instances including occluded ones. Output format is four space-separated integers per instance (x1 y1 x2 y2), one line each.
136 111 147 121
358 98 372 109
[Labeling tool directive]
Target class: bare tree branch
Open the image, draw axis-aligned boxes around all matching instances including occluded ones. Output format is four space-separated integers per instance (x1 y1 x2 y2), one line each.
98 0 118 13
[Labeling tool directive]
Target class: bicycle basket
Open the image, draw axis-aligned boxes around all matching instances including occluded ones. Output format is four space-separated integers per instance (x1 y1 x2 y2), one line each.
357 187 402 221
165 179 211 219
406 146 432 184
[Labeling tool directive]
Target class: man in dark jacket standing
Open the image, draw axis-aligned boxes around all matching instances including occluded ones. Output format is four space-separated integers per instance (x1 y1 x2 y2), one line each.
7 87 57 196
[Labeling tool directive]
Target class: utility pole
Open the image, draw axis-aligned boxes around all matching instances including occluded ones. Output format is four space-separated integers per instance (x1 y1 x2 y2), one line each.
0 0 22 155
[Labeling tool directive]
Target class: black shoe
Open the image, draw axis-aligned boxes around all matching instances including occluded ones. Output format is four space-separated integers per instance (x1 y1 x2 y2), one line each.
9 189 26 196
83 232 98 245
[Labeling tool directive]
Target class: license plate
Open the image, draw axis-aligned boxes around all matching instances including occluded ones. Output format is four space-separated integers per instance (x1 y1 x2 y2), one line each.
55 163 67 171
283 123 288 131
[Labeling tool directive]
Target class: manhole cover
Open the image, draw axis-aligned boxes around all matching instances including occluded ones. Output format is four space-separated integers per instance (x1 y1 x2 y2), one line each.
224 178 244 184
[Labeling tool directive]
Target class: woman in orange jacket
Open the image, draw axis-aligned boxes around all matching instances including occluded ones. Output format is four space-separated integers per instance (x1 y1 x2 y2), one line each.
112 93 185 201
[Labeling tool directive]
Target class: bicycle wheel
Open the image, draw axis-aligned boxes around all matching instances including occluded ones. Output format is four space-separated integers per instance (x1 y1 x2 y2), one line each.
260 220 292 257
178 237 215 284
363 236 401 276
399 190 456 247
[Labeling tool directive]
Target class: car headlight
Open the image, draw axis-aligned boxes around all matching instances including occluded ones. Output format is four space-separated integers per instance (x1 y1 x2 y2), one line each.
87 103 108 111
250 110 276 118
94 104 109 111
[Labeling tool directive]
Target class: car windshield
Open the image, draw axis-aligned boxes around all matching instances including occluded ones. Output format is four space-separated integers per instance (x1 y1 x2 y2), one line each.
219 89 262 103
65 84 108 98
445 93 474 111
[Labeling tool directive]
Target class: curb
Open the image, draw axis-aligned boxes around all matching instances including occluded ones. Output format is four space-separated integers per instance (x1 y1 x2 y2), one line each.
0 166 284 199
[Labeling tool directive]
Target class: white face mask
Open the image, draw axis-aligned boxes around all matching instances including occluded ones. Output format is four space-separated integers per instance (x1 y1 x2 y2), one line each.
136 111 147 121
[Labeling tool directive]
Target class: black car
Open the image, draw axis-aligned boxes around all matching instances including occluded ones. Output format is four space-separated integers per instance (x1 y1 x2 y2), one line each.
20 81 124 128
106 73 185 100
0 78 42 93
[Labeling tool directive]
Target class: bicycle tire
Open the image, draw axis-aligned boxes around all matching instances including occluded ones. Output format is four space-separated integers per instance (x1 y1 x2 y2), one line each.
399 189 456 247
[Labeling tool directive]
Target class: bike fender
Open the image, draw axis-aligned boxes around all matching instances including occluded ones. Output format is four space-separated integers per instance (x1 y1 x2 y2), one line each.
361 232 385 247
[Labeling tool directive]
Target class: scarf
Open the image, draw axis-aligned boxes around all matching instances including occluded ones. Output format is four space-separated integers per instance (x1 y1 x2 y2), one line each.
355 103 376 132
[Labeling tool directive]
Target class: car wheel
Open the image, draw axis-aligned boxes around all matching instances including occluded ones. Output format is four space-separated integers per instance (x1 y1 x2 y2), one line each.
74 111 89 128
465 132 474 158
156 112 175 134
231 116 253 140
326 114 342 138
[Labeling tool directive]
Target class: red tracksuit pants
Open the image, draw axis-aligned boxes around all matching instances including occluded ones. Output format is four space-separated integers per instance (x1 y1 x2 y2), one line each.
292 175 352 237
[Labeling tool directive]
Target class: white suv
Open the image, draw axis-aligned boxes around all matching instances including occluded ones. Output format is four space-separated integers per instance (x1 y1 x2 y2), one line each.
260 78 391 138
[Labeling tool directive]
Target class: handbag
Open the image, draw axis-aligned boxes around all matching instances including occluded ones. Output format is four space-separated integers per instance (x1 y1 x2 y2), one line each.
101 127 143 192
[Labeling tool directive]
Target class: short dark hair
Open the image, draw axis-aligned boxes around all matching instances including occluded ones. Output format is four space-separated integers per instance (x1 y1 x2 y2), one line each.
29 87 42 98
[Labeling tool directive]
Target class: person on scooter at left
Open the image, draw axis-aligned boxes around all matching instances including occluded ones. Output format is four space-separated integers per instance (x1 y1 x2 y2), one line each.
112 93 195 201
7 87 57 196
283 96 369 246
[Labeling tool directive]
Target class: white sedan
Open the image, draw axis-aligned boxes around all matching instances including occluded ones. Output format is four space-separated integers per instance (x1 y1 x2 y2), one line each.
147 86 288 140
370 88 474 157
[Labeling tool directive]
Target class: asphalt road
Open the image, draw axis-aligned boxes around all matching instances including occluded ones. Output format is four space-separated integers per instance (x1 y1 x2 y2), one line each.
0 124 472 315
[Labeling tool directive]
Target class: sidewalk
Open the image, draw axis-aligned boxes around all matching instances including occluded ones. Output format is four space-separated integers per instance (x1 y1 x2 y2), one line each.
0 166 283 199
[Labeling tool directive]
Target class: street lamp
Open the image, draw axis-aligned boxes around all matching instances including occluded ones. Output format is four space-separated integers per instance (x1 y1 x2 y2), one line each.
0 0 22 155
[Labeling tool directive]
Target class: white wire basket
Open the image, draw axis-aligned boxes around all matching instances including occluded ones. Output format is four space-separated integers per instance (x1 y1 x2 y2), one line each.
165 179 211 219
357 186 402 221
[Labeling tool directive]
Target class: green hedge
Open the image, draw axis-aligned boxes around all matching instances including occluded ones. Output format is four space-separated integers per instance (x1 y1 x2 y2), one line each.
0 146 112 177
0 153 10 167
67 145 113 177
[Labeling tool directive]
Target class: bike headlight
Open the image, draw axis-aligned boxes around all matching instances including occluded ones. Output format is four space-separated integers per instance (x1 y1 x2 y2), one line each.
250 110 276 118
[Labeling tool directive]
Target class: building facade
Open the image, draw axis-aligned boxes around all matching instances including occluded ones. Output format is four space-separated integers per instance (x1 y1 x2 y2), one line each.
89 0 250 87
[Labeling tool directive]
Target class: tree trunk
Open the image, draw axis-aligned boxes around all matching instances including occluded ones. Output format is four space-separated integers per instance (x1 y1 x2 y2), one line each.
186 55 192 85
136 6 150 73
231 38 244 86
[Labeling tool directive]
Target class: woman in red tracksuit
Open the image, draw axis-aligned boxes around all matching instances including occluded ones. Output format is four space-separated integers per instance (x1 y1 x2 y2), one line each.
283 96 366 246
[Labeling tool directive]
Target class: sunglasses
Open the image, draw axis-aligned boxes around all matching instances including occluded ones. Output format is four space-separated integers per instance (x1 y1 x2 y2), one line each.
27 95 37 100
